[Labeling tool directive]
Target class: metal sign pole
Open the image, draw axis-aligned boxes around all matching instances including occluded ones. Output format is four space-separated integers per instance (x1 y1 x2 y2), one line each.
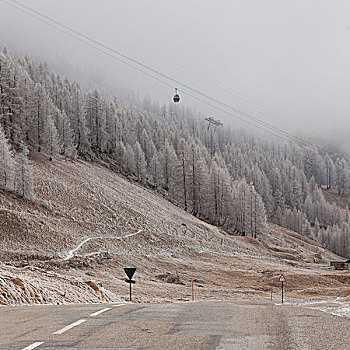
130 281 132 302
124 267 136 303
279 274 286 304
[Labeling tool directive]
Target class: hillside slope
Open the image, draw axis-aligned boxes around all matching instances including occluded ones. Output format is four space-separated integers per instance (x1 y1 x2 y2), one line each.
1 155 349 305
2 47 350 266
322 188 350 210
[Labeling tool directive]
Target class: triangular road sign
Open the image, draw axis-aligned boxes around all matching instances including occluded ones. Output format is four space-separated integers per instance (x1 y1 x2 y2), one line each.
124 267 136 280
279 274 286 282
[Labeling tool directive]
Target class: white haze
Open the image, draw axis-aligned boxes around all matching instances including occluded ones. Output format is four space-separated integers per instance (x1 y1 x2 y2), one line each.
1 0 350 146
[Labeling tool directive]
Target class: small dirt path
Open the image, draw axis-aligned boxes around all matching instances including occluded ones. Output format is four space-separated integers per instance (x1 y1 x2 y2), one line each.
63 230 143 260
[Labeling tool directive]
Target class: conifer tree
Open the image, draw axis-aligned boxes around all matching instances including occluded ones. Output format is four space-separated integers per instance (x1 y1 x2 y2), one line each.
0 126 14 190
15 145 35 201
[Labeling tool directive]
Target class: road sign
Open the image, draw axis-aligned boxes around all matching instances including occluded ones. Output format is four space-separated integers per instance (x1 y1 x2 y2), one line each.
124 267 136 302
124 268 136 280
125 279 135 284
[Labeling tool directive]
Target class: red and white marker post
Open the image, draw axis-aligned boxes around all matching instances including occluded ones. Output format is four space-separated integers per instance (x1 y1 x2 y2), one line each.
271 280 273 301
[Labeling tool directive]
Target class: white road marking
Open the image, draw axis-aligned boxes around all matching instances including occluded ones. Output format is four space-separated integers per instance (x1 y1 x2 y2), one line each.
89 307 111 317
52 319 86 335
22 342 44 350
113 304 125 308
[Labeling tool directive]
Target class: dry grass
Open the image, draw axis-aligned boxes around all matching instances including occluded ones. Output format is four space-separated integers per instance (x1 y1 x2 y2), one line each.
322 187 350 209
1 155 350 305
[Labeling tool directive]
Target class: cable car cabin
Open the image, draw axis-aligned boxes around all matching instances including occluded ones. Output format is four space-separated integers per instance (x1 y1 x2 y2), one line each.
173 94 180 103
330 259 350 270
173 88 180 103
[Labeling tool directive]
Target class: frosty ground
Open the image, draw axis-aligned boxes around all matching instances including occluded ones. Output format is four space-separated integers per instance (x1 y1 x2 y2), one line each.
1 155 350 320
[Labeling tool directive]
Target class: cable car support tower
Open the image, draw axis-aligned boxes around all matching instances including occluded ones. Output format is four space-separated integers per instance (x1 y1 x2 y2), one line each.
205 116 223 131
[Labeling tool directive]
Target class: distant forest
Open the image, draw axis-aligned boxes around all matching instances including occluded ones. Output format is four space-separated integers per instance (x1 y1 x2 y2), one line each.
1 47 350 257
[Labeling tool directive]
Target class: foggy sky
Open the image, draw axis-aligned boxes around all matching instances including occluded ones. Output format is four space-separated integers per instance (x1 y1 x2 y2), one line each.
1 0 350 139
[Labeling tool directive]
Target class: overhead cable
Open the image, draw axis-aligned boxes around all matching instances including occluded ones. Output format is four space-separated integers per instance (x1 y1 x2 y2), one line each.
0 0 336 155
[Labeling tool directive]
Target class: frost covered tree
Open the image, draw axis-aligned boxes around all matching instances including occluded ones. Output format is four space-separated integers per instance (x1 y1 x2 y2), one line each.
133 141 147 181
85 90 106 151
246 184 268 238
148 152 162 187
3 47 350 253
115 140 126 170
325 154 335 190
0 126 14 190
187 141 207 216
231 179 267 237
335 158 348 195
15 145 35 201
206 155 232 225
70 83 89 153
53 109 76 159
46 116 61 160
124 143 136 174
160 141 178 192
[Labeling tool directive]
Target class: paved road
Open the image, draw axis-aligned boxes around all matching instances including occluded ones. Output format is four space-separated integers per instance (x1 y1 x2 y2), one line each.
1 300 350 349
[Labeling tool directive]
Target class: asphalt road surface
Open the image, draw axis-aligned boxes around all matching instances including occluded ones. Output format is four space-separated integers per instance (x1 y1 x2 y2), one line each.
1 300 350 349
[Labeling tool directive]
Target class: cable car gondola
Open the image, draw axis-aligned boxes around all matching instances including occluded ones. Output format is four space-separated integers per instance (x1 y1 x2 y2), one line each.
173 88 180 103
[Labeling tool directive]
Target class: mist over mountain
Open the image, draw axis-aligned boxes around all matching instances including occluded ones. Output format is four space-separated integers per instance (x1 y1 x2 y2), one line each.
1 0 350 145
0 1 350 260
1 45 350 261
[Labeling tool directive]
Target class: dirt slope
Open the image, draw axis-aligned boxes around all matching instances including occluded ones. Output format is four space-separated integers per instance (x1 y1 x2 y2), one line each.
1 154 349 305
322 187 350 209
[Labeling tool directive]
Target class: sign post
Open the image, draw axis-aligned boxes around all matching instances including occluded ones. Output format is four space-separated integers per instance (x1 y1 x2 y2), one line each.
124 268 136 302
279 274 286 304
192 278 194 301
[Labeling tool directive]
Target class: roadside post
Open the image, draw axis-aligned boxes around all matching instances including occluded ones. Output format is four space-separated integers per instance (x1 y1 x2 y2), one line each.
279 274 286 304
271 280 273 301
124 267 136 302
192 278 194 301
